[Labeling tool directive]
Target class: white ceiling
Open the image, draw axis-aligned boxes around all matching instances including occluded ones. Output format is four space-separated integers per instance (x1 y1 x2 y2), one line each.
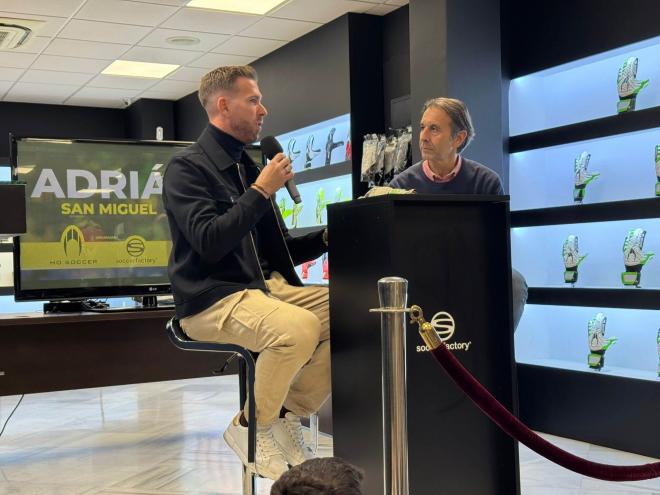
0 0 408 108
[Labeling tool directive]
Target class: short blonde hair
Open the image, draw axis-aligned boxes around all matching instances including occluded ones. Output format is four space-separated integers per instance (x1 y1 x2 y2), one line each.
422 97 475 152
198 65 258 111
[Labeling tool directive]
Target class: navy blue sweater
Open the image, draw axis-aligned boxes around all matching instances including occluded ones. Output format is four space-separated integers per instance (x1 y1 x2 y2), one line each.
389 158 503 195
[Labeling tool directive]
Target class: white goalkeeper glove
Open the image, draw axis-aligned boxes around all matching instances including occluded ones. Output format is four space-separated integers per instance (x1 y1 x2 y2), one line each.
588 313 617 370
573 151 600 203
621 228 655 286
563 235 587 284
617 56 649 113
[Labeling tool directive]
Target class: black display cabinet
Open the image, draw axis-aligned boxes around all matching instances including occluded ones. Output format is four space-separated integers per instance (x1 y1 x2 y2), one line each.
328 194 520 495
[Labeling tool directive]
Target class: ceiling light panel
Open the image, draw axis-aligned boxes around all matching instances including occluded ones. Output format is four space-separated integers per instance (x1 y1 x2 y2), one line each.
186 0 285 15
102 60 179 78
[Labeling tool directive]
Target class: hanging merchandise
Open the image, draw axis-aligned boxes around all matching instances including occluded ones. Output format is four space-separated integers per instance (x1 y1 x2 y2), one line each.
361 126 412 188
290 202 304 228
325 128 344 166
616 56 649 113
573 151 600 203
562 234 587 285
345 129 352 161
278 197 293 221
621 228 655 286
587 312 617 371
315 187 330 225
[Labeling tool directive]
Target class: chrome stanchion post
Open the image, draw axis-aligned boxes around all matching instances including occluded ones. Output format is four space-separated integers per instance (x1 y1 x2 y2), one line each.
371 276 409 495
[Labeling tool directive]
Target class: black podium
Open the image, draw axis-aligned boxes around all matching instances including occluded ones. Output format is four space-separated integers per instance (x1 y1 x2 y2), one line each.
328 195 520 495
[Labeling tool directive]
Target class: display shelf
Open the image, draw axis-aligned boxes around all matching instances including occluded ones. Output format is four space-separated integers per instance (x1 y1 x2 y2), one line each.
294 160 352 186
0 287 12 296
511 198 660 227
289 226 324 237
517 357 658 382
509 106 660 153
0 243 12 253
527 287 660 310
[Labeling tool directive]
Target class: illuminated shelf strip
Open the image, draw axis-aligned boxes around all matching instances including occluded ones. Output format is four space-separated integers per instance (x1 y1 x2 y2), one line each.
510 197 660 227
509 105 660 153
527 287 660 310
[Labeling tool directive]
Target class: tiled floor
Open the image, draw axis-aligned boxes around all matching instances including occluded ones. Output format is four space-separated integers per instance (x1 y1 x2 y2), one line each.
0 376 658 494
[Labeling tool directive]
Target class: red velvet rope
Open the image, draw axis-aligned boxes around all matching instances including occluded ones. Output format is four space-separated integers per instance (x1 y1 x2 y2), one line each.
428 343 660 481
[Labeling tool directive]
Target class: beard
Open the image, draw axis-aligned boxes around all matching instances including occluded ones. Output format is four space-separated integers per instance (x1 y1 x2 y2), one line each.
230 119 260 144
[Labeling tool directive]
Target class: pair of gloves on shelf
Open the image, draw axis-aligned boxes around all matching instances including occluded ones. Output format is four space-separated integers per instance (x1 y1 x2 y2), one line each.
562 229 654 287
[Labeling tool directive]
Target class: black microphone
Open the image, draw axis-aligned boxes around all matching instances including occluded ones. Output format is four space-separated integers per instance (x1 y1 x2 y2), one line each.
261 135 302 204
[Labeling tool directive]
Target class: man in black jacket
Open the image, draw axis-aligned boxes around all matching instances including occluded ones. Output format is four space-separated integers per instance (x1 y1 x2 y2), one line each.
163 65 329 480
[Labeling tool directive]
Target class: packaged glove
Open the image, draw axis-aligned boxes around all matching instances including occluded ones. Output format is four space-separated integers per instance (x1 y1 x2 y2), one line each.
290 202 303 228
621 228 655 286
617 56 649 113
587 312 617 370
361 134 379 182
655 145 660 197
278 197 293 221
315 188 329 224
562 234 587 284
573 151 600 203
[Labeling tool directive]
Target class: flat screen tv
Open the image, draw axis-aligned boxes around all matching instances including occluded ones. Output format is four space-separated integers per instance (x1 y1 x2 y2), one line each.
11 136 191 303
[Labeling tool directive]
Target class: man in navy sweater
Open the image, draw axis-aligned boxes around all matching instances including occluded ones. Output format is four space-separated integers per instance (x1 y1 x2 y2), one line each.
389 97 527 329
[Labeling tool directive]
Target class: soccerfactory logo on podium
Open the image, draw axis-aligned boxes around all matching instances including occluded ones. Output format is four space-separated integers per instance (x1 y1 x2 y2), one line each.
416 310 473 353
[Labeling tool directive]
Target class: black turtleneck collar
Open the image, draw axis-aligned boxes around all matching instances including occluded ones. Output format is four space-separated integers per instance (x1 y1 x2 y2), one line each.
207 123 245 163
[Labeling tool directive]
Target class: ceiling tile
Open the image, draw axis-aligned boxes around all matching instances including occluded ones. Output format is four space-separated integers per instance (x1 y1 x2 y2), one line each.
0 52 37 69
239 17 320 41
0 12 67 38
139 28 230 52
0 0 82 17
11 36 51 54
87 74 158 90
0 67 24 82
211 36 285 57
128 0 188 5
20 69 93 86
165 66 208 82
147 79 198 93
385 0 408 5
75 0 179 27
269 0 371 23
120 46 199 65
66 86 142 108
162 8 257 35
6 82 80 104
366 3 400 15
59 19 152 44
44 38 131 60
139 90 182 100
188 52 255 69
32 55 110 73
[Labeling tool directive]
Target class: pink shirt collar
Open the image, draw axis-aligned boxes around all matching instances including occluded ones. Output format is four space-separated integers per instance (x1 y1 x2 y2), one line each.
422 155 462 183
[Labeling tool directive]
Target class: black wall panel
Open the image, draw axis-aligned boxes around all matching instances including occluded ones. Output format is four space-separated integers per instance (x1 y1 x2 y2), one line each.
504 0 660 78
383 6 411 128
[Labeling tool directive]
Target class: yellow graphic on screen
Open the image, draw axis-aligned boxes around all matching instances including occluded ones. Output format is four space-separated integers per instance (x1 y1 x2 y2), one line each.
60 225 84 258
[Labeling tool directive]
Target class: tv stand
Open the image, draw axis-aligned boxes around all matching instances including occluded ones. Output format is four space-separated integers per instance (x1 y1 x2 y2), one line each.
43 297 173 314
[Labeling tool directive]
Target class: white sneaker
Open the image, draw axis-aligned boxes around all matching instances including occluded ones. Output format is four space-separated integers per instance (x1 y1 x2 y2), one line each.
271 412 316 466
223 413 289 480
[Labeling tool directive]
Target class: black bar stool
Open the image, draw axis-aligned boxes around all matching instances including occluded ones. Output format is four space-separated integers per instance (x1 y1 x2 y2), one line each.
165 317 257 495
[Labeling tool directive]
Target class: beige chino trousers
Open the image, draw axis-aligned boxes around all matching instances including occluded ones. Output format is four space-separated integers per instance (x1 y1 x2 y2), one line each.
181 272 330 425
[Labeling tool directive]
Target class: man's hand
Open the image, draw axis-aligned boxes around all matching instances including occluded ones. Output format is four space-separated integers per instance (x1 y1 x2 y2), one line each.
254 152 294 196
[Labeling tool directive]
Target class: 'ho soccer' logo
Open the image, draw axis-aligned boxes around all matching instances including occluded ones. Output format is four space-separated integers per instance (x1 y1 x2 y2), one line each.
125 236 146 257
60 225 84 257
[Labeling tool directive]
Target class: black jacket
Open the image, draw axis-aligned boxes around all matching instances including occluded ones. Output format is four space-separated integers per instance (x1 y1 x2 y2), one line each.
162 127 326 319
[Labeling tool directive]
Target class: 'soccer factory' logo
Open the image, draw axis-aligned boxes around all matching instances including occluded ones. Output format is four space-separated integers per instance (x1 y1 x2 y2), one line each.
125 236 146 257
416 310 473 352
60 225 84 257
